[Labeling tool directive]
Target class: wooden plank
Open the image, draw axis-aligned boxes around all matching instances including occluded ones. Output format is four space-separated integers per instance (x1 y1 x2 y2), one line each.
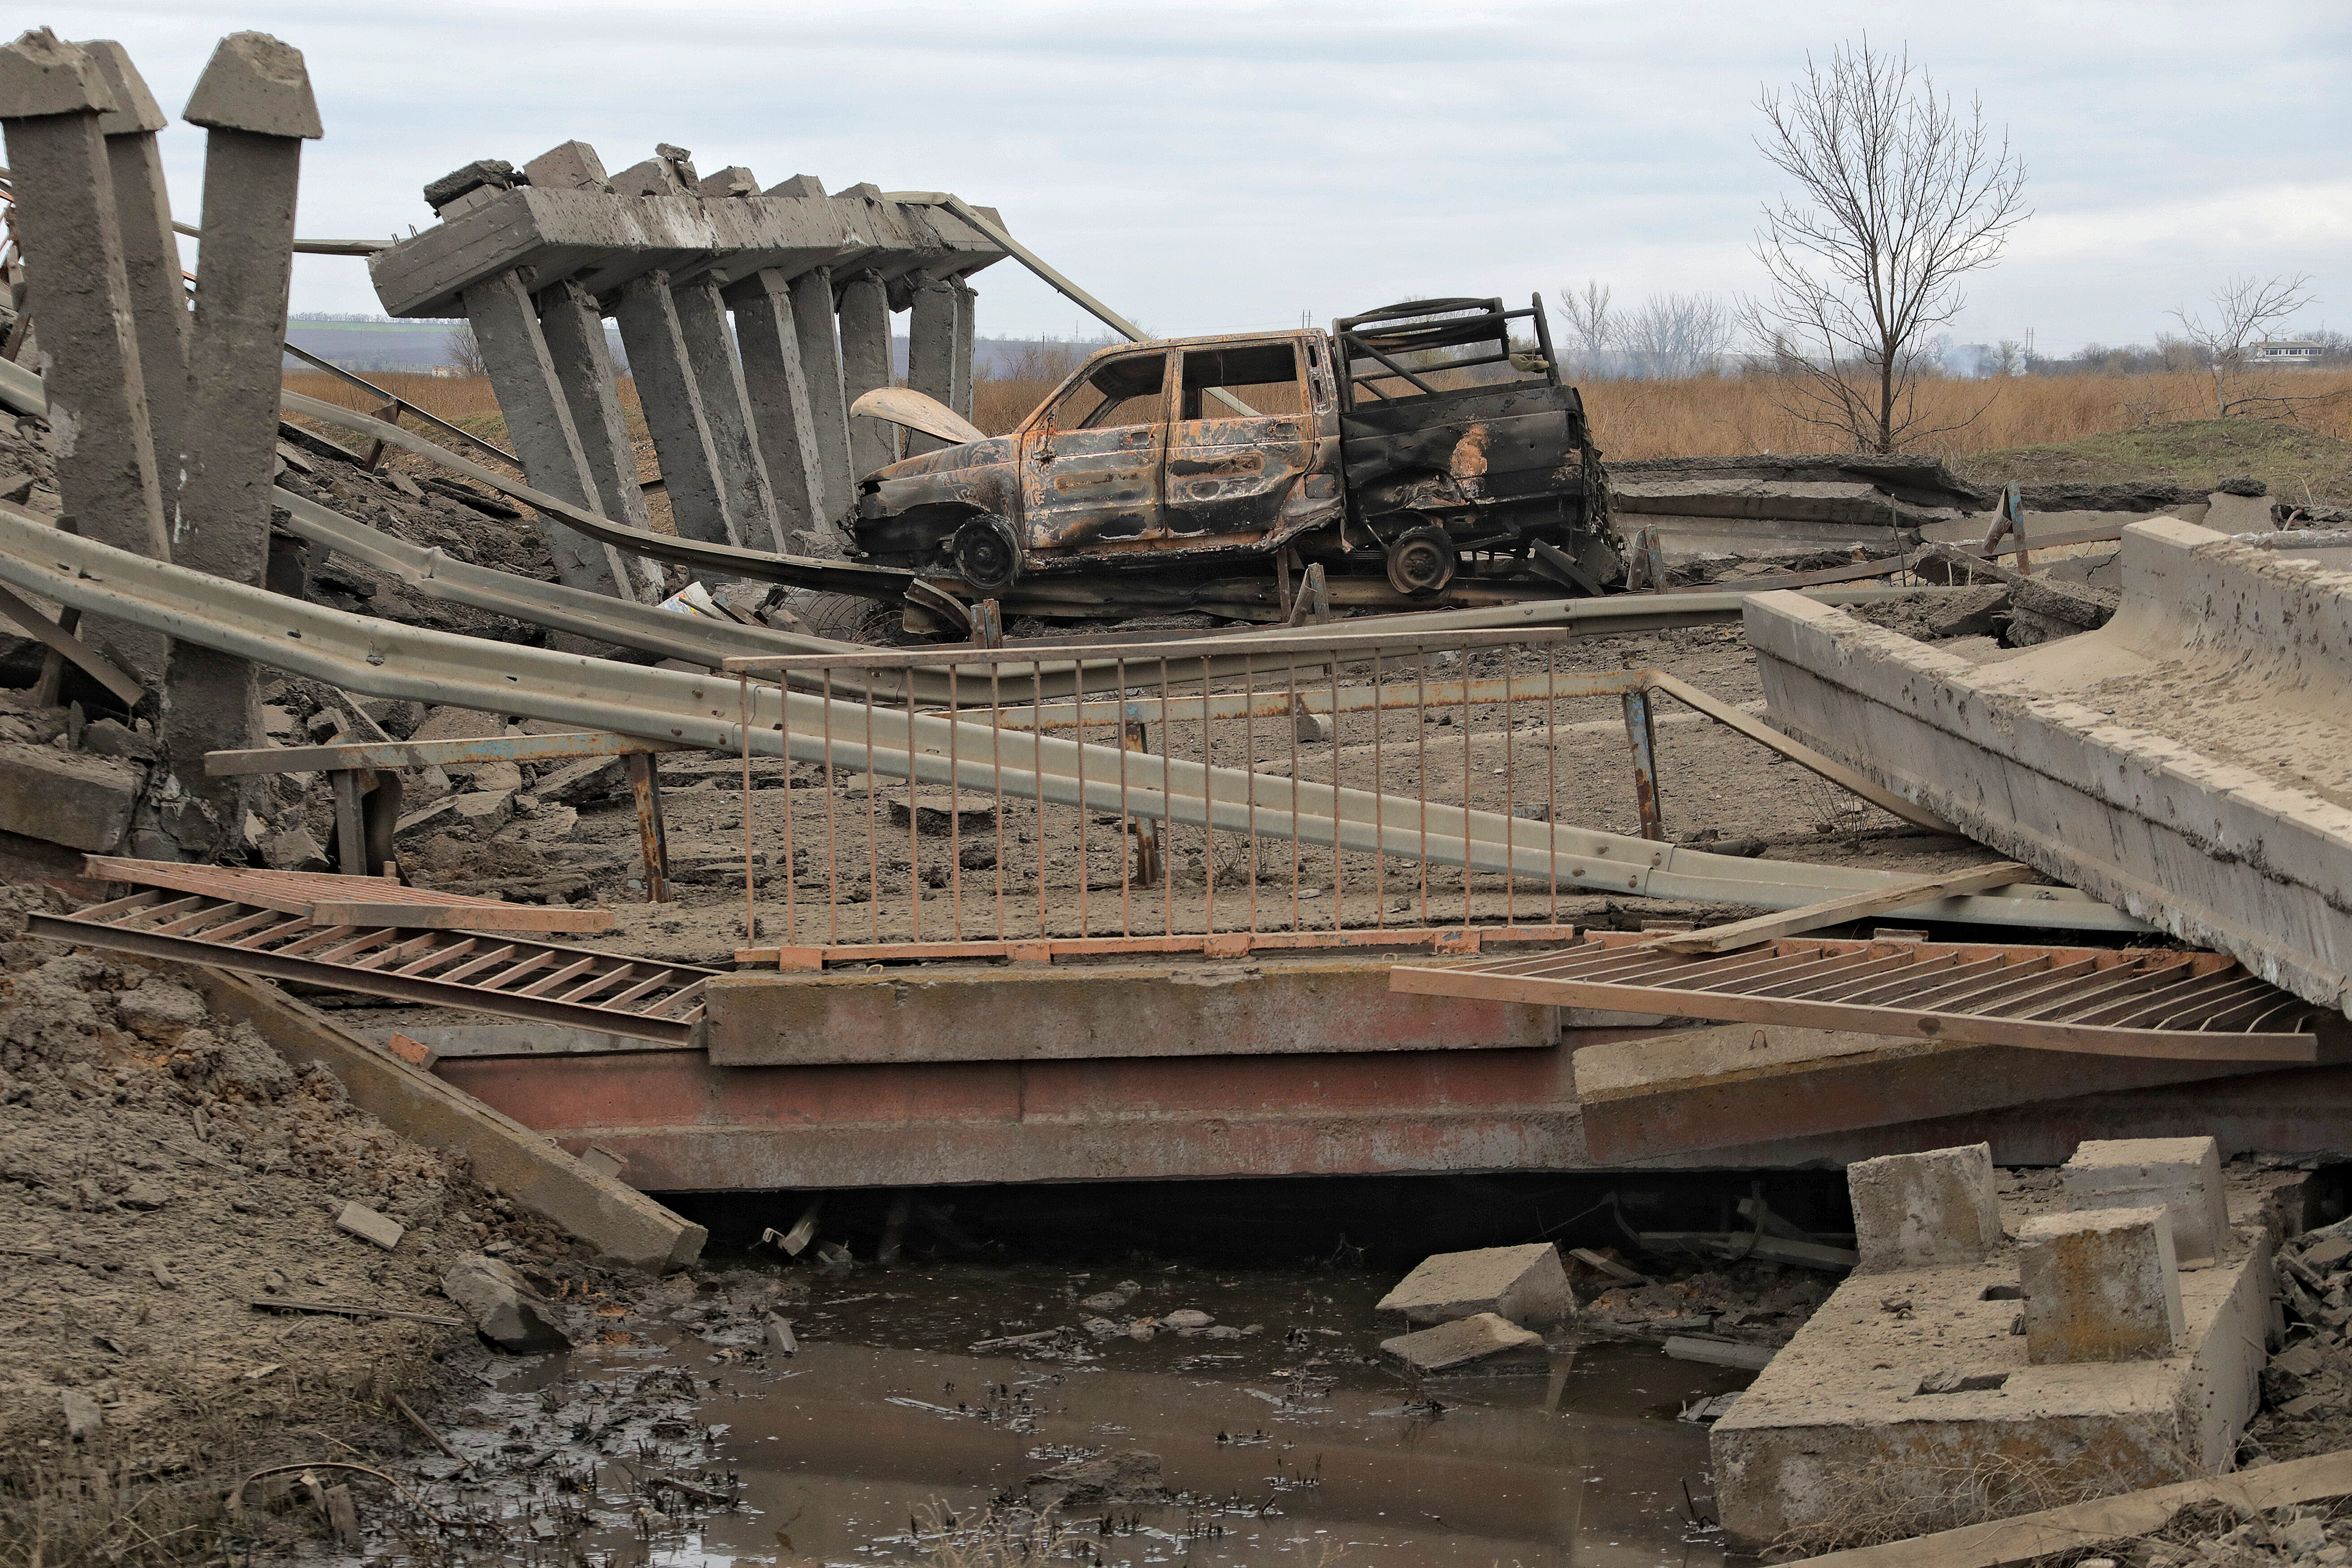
1790 1447 2352 1568
1644 672 1958 834
204 729 687 776
80 856 614 934
0 579 144 706
1389 959 2316 1062
1652 863 2034 953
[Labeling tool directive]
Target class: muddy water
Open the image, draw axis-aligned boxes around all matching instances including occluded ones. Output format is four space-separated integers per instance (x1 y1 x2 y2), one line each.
409 1259 1749 1568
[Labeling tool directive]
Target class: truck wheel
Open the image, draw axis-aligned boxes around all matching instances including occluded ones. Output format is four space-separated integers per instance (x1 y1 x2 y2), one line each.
951 516 1023 593
1384 526 1458 596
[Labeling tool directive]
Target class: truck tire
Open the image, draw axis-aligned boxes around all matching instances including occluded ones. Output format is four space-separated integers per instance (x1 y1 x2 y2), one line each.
951 516 1023 594
1384 526 1458 596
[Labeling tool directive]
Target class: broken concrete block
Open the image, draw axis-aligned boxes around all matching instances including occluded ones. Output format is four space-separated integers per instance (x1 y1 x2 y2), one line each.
0 739 140 851
462 760 523 794
79 717 155 762
763 1312 797 1356
336 1200 405 1251
449 789 514 832
2062 1137 2230 1263
2018 1205 2184 1364
1380 1311 1546 1374
409 705 504 745
1664 1335 1775 1370
524 138 608 191
1376 1242 1574 1327
116 981 207 1046
59 1388 102 1441
261 824 329 872
1849 1143 2003 1272
535 754 623 805
441 1253 571 1353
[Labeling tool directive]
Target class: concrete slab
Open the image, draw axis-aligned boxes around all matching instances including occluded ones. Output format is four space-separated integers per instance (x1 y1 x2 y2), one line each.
1571 1023 2282 1163
1745 519 2352 1019
703 957 1558 1066
1375 1243 1573 1327
0 739 140 850
1712 1168 2277 1548
1379 1311 1546 1374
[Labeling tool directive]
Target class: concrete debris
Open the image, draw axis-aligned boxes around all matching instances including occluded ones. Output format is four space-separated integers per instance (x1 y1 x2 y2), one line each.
1849 1142 2004 1273
1379 1310 1547 1374
336 1198 406 1251
440 1252 571 1353
2060 1136 2231 1265
1663 1335 1775 1370
1375 1242 1575 1327
1025 1449 1170 1510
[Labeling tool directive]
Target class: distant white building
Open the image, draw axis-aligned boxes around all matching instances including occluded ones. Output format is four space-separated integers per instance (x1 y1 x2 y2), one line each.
2250 339 2327 365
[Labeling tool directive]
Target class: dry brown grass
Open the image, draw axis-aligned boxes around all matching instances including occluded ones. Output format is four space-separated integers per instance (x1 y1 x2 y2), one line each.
1579 370 2352 461
287 365 2352 503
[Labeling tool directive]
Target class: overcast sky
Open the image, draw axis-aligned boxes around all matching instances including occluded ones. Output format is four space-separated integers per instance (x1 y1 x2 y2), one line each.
31 0 2352 355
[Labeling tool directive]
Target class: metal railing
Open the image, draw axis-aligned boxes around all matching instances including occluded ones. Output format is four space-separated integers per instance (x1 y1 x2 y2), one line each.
720 627 1937 968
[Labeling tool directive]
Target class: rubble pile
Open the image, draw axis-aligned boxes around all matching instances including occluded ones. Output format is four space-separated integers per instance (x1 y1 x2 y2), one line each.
0 883 590 1478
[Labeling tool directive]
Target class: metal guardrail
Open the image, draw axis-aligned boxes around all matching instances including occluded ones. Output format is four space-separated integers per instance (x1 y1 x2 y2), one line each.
722 627 2024 968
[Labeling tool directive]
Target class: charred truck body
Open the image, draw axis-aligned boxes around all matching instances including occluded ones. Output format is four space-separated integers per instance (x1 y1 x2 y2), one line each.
849 297 1625 625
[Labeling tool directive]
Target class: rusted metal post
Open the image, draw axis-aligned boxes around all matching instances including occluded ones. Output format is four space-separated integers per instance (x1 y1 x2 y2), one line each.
837 267 896 479
612 268 742 553
903 271 957 456
1622 685 1663 841
1125 718 1161 888
672 271 785 552
158 31 319 861
461 267 634 597
969 598 1003 649
728 268 831 555
788 263 853 518
626 750 671 903
330 767 366 875
0 30 171 689
359 399 399 469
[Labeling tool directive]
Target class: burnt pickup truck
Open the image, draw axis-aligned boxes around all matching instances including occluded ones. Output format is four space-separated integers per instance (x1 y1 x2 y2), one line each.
845 296 1625 623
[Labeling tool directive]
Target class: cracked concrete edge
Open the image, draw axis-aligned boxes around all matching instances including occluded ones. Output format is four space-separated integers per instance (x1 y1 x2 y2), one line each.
1742 591 2351 1016
182 965 705 1271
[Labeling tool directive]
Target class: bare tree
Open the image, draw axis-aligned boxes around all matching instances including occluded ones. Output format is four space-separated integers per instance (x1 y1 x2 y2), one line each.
1555 279 1615 365
444 321 486 377
1620 292 1736 378
2170 273 2318 418
1744 39 2029 452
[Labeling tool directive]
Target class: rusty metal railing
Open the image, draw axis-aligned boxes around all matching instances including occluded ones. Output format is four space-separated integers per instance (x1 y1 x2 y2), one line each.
721 627 1929 968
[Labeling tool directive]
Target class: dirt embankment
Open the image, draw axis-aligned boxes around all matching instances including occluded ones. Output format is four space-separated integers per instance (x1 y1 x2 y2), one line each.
0 882 612 1561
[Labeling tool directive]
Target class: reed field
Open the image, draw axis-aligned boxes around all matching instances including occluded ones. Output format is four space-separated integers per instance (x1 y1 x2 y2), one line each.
284 363 2352 503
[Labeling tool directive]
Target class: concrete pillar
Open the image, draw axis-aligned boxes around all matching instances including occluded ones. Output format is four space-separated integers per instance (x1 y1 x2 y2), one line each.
2061 1137 2231 1264
538 280 663 599
159 30 320 860
611 268 740 553
0 30 170 687
904 271 957 457
836 267 896 480
671 272 783 554
729 267 831 555
2018 1205 2184 1364
951 278 977 419
790 264 853 518
460 268 633 599
1847 1142 2002 1272
82 42 186 524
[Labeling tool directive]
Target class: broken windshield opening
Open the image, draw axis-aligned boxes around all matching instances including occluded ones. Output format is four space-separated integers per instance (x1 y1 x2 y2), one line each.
1051 353 1167 431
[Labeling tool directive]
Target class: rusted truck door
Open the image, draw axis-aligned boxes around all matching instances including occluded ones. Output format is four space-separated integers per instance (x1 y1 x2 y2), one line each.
1017 349 1170 555
1163 338 1318 543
